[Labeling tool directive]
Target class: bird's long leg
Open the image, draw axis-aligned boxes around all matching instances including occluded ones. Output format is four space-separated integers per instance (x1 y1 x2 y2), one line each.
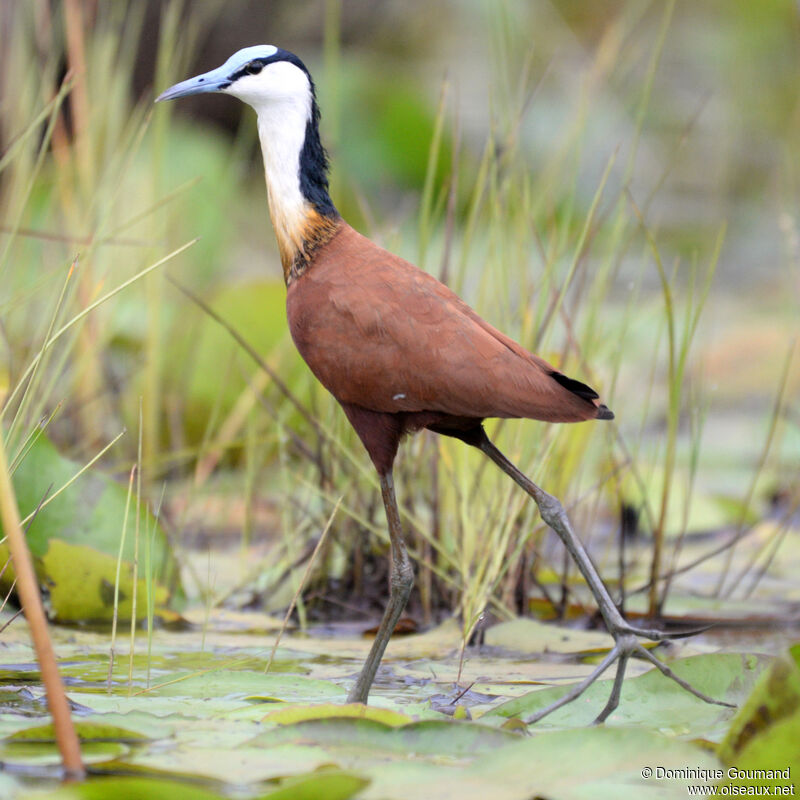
347 470 414 704
593 646 631 724
474 433 733 723
477 435 629 633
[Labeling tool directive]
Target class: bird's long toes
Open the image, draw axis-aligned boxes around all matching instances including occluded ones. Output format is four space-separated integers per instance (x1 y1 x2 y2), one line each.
608 623 665 642
633 642 737 709
612 621 713 642
649 623 716 640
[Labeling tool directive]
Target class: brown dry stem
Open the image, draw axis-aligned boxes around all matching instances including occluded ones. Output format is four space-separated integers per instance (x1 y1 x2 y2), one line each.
0 436 83 778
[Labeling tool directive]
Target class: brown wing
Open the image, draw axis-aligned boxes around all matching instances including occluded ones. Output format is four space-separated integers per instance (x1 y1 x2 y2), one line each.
287 223 609 423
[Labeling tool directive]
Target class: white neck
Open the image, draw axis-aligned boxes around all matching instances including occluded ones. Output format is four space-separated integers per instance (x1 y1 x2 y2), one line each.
254 91 312 266
225 59 337 280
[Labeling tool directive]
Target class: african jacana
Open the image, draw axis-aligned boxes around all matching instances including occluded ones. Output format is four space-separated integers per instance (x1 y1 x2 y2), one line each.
157 46 729 722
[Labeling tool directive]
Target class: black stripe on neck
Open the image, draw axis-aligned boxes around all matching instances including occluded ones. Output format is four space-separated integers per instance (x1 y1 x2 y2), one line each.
258 50 338 219
299 94 338 218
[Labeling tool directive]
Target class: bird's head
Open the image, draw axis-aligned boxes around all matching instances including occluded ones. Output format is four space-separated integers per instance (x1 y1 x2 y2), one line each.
156 45 338 282
155 45 312 114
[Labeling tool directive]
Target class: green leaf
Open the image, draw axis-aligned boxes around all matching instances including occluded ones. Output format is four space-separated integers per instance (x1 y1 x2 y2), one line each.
41 539 171 622
0 720 152 770
114 743 341 785
255 771 369 800
718 646 800 772
349 727 720 800
22 776 228 800
484 618 615 655
0 739 128 767
485 653 769 735
149 670 344 703
465 727 721 800
7 721 149 743
0 433 182 622
41 772 368 800
251 717 519 758
176 280 303 438
725 713 800 787
261 702 413 727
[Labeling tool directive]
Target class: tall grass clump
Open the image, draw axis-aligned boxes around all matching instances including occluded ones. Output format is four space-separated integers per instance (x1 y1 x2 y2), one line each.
1 2 210 459
2 0 793 649
149 2 730 636
0 0 225 629
256 0 791 638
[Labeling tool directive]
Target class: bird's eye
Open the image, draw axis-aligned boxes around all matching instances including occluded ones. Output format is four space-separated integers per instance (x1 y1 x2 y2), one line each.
246 61 263 75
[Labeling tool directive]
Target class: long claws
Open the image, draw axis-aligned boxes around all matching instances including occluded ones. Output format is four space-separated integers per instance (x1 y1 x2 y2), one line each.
522 645 622 725
616 622 717 641
614 624 668 641
655 624 718 640
635 644 736 708
521 633 735 725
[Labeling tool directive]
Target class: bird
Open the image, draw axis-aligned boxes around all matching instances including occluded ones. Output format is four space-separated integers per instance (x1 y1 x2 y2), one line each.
157 45 730 722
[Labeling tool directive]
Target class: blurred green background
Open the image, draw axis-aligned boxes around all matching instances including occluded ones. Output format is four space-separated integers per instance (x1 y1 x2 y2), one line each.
0 0 798 625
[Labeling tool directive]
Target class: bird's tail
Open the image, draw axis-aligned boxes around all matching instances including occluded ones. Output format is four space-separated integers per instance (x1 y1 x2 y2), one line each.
550 371 614 420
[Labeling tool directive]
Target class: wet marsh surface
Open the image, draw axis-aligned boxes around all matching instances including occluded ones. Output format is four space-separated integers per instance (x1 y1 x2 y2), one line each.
0 590 798 798
2 2 800 797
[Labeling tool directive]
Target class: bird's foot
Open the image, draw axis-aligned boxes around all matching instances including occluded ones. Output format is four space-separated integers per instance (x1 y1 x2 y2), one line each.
613 620 715 641
522 625 735 726
346 683 370 705
473 439 735 726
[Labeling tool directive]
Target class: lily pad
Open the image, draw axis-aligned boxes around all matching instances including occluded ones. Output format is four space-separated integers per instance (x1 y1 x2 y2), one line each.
0 719 152 769
64 690 252 719
256 770 369 800
718 644 800 776
148 670 344 704
7 721 149 743
43 540 172 623
485 652 769 735
116 743 340 784
0 433 182 622
725 714 800 787
19 775 230 800
484 618 615 655
251 717 519 758
0 739 128 767
30 768 369 800
261 702 413 726
459 726 721 800
328 726 720 800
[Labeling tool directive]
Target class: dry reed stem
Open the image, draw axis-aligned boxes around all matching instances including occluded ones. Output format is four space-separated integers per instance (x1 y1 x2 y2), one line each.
0 436 83 778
